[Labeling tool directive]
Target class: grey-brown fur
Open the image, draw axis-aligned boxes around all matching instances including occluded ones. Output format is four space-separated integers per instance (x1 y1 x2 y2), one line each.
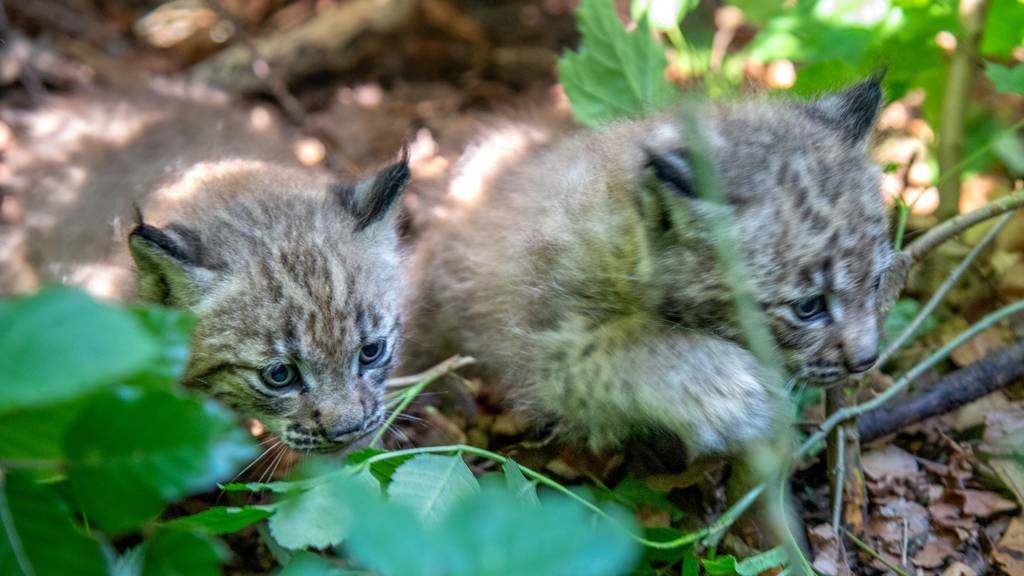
2 89 409 451
405 79 890 454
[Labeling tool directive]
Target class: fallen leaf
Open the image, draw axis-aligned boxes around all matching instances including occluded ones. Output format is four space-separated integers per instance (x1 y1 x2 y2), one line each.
958 489 1018 518
863 445 921 481
809 524 853 576
992 516 1024 575
941 561 977 576
912 535 957 569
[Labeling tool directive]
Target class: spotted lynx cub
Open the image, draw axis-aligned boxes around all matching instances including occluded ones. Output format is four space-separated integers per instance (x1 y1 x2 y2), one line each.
3 90 409 452
130 158 409 452
406 79 889 454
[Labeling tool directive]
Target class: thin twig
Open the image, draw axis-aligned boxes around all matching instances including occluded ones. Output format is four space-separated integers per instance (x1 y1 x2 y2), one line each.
903 189 1024 265
877 211 1014 367
831 426 845 532
843 528 912 576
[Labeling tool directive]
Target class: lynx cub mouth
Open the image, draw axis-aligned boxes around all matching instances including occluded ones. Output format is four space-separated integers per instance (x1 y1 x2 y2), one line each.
404 78 889 455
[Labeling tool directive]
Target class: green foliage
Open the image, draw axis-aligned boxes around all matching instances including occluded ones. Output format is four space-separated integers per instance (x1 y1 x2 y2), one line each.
986 62 1024 95
702 547 787 575
558 0 676 126
388 454 480 523
632 0 697 31
0 288 252 573
162 505 274 535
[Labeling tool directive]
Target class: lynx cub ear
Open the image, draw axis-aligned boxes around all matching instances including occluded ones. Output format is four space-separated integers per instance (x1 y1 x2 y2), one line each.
129 221 210 306
644 147 696 199
339 151 411 232
809 77 884 147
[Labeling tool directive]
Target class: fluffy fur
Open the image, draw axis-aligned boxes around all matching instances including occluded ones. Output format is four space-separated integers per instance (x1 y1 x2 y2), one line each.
405 79 890 455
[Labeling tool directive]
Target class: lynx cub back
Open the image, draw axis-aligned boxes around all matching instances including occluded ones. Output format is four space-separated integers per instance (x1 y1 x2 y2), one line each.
406 79 889 454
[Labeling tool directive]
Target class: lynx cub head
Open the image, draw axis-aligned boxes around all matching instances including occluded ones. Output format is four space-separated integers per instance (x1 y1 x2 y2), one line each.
644 78 889 384
129 158 409 451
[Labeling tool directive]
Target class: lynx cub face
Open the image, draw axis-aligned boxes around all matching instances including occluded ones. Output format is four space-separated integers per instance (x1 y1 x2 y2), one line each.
406 79 888 453
648 79 890 384
131 159 409 452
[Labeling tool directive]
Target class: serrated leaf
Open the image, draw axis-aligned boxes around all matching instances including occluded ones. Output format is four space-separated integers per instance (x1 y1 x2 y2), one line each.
388 454 480 524
986 62 1024 95
270 469 379 550
0 471 107 576
346 447 412 487
141 529 227 576
64 389 255 534
502 460 539 507
0 288 160 413
163 505 274 535
558 0 675 126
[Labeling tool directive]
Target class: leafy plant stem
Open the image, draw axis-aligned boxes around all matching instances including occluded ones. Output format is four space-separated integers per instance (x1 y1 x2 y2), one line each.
371 355 474 445
877 210 1014 367
797 298 1024 462
357 443 763 550
842 528 911 576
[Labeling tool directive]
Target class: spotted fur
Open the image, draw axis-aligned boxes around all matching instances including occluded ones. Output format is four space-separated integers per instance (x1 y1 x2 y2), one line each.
405 79 889 455
131 158 409 451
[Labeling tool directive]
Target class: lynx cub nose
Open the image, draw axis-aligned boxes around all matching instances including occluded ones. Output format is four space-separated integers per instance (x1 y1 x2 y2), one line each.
844 350 878 373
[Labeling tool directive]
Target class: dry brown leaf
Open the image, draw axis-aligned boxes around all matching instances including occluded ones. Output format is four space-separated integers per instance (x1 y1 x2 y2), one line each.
992 516 1024 575
867 498 929 550
941 561 978 576
809 524 853 576
912 535 957 569
958 489 1018 518
863 445 921 481
949 326 1011 367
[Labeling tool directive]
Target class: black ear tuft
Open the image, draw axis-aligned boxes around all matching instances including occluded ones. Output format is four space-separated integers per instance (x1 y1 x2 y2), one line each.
645 147 696 198
128 221 207 304
809 76 884 146
339 152 411 231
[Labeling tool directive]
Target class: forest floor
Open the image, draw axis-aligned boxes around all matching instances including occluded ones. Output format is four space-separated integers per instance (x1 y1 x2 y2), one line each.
2 2 1024 575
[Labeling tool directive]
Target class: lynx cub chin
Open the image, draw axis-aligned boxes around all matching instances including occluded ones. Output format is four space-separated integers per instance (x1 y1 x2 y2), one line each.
406 79 890 454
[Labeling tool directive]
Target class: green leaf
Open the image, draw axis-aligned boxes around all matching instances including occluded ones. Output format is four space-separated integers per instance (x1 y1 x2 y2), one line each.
269 469 378 550
0 470 107 576
558 0 675 126
141 529 227 576
735 547 787 575
64 389 255 534
0 288 160 413
703 555 739 575
986 62 1024 95
502 460 540 507
388 454 480 524
346 447 412 487
881 298 937 351
279 551 346 576
981 0 1024 58
440 487 640 576
993 130 1024 175
0 399 85 460
163 505 274 535
127 305 196 388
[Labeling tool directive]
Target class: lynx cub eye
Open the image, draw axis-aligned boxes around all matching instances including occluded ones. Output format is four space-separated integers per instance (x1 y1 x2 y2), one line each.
793 295 828 321
261 363 299 387
359 340 387 367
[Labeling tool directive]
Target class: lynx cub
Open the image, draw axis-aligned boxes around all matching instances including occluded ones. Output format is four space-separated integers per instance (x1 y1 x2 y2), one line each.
406 79 889 454
3 90 409 451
